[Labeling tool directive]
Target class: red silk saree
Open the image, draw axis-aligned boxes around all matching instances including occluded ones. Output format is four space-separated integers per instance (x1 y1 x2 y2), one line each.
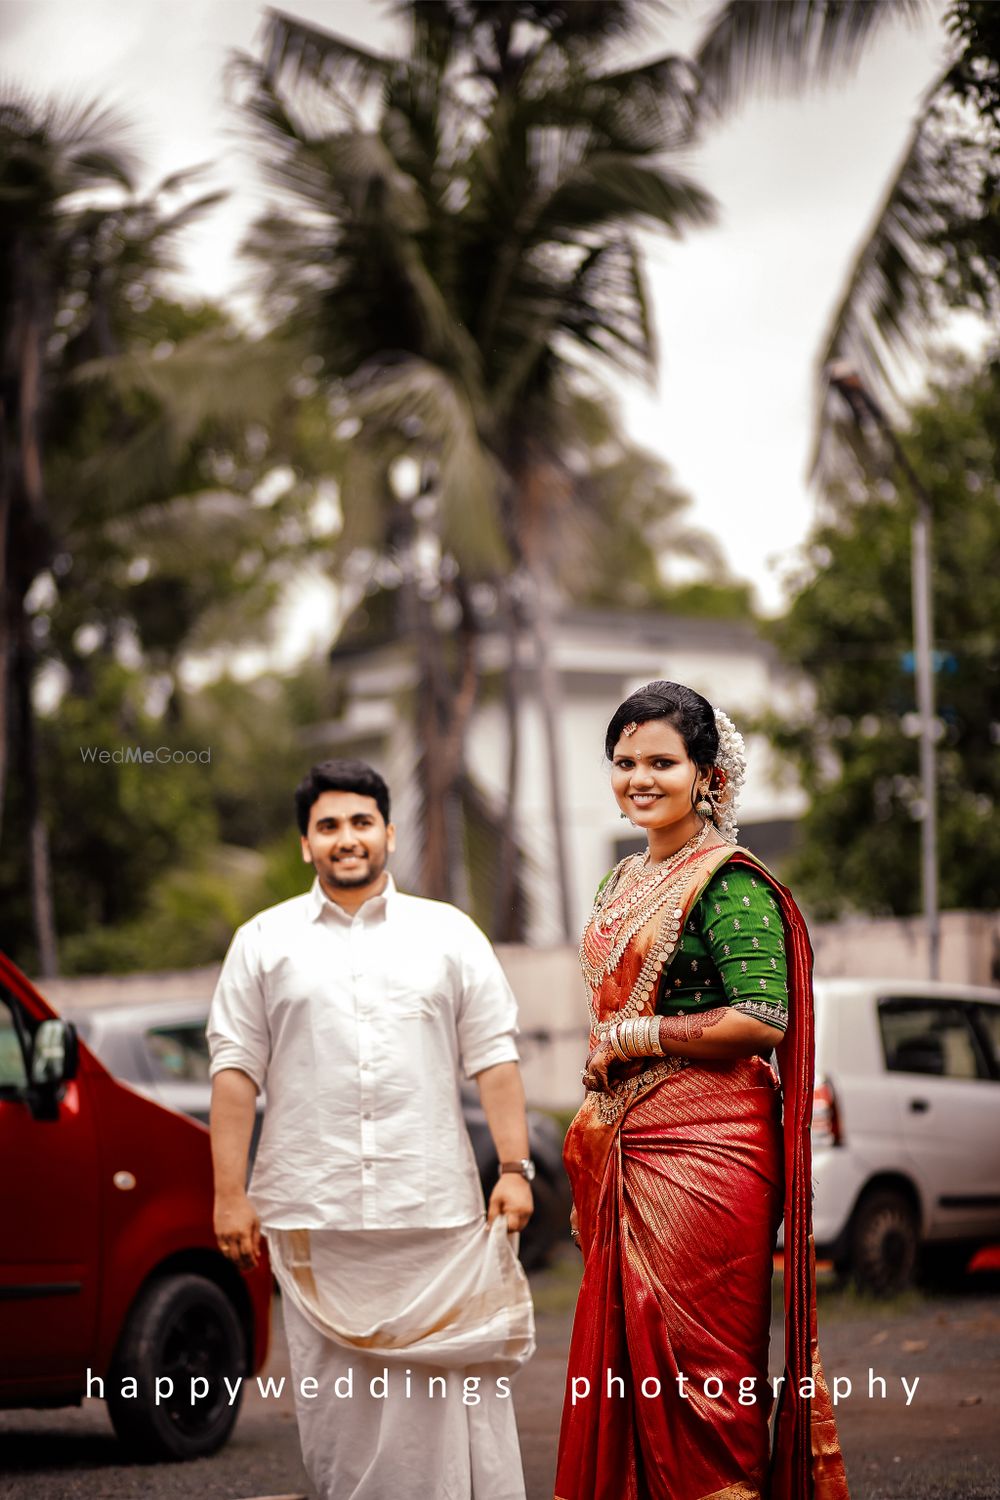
555 841 850 1500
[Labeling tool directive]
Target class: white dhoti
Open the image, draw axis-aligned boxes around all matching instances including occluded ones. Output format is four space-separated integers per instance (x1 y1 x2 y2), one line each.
268 1215 535 1500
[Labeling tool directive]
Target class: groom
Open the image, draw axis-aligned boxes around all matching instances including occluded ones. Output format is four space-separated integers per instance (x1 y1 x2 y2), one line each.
207 758 535 1500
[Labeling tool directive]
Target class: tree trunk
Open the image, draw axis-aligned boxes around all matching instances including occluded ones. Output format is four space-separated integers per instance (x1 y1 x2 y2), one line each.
493 577 522 940
13 629 58 976
529 564 574 942
1 253 53 848
394 489 481 905
411 590 453 901
441 582 478 911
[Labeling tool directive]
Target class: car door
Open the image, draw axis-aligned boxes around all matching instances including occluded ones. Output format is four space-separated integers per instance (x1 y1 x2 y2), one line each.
0 987 100 1387
878 996 1000 1239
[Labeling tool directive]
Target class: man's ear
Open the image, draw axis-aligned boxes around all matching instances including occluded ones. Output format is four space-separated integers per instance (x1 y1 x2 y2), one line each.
300 835 314 865
386 821 397 855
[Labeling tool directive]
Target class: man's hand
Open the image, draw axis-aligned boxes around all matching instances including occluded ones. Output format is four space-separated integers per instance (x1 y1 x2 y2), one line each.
474 1060 533 1234
210 1068 260 1270
487 1173 533 1233
214 1189 261 1271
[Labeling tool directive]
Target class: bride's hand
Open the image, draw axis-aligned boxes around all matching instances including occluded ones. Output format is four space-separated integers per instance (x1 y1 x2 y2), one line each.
581 1040 616 1092
570 1204 582 1253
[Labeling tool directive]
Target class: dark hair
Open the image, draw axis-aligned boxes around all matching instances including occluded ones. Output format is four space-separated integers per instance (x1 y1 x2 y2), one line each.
604 681 719 768
294 759 391 834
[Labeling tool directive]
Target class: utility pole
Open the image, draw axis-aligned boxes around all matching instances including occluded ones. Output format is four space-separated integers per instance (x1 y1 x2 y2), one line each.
827 364 940 980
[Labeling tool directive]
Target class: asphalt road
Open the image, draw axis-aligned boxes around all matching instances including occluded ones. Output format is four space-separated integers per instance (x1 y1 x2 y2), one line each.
1 1258 998 1500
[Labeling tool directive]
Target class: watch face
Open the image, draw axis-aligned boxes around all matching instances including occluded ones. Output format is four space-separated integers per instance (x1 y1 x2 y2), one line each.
524 1159 537 1182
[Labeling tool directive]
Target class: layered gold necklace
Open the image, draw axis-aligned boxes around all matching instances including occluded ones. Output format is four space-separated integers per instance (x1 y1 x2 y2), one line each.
579 822 710 1021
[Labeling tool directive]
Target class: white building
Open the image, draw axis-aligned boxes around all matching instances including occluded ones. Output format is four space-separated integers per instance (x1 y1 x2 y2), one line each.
310 606 809 948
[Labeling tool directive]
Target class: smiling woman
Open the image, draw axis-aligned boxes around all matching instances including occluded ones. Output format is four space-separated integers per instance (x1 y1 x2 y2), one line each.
555 681 850 1500
610 718 707 861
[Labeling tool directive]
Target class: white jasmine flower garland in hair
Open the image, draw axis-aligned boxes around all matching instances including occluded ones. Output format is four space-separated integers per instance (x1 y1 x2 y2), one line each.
711 708 747 844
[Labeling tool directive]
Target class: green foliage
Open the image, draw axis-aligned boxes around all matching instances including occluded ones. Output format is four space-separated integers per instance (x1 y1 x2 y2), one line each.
767 360 1000 916
0 656 336 974
59 854 264 975
177 662 339 849
0 660 217 971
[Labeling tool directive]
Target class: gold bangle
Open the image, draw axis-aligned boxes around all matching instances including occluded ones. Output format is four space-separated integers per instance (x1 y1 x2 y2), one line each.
622 1018 642 1058
608 1027 629 1063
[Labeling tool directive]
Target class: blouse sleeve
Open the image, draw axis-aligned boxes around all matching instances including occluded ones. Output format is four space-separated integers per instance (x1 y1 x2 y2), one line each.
697 865 789 1033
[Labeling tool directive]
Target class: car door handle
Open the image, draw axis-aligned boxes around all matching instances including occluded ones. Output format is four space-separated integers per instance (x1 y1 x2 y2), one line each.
909 1098 930 1113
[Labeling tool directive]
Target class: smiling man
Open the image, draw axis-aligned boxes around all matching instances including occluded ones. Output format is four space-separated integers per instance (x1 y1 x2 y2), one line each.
207 758 535 1500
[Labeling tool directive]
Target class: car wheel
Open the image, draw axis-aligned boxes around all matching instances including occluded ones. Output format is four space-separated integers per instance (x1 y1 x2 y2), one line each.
106 1273 246 1461
848 1189 919 1297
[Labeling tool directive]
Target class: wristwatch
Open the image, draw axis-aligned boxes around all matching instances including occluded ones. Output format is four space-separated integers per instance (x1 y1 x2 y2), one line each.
498 1158 536 1182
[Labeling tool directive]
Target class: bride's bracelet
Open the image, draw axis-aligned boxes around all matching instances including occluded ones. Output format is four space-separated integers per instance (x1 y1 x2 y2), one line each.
609 1016 665 1060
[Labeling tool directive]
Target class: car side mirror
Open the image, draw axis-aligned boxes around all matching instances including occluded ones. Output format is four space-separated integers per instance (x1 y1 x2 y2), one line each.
30 1019 79 1090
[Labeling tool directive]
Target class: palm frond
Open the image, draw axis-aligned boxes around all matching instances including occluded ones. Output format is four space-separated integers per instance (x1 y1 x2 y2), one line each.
0 89 138 195
70 333 304 511
694 0 933 112
810 105 942 482
584 52 702 151
543 153 715 236
262 7 394 97
78 330 295 416
340 357 508 576
239 63 483 382
94 488 271 562
805 56 1000 485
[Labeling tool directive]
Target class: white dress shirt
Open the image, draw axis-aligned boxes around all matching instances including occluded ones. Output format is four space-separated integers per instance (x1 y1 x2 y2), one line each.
207 875 520 1231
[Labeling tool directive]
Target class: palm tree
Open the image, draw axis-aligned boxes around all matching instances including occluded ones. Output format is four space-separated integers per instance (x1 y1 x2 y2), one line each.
0 96 136 843
0 91 230 972
237 1 715 925
0 94 142 973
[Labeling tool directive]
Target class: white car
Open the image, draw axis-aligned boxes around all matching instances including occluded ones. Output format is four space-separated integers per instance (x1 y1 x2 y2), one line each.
809 979 1000 1294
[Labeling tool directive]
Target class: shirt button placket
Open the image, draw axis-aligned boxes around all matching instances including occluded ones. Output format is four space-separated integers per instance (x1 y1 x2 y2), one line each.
354 916 376 1227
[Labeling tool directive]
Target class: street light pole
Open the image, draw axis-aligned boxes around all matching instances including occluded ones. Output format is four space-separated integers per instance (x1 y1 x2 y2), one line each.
827 365 941 980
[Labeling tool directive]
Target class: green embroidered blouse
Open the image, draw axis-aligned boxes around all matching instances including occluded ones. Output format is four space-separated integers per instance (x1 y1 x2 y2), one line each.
654 864 789 1032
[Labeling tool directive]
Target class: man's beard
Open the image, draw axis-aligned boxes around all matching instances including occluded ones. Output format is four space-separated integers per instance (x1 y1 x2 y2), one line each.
325 852 385 888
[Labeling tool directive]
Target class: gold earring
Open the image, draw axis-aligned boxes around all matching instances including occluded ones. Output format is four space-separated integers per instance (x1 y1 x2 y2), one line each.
695 784 713 819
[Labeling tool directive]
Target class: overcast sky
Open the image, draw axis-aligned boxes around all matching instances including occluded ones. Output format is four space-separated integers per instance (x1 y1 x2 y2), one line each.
2 0 951 617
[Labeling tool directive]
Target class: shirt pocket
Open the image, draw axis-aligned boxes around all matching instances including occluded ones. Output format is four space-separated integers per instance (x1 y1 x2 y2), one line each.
380 989 436 1020
381 956 453 1020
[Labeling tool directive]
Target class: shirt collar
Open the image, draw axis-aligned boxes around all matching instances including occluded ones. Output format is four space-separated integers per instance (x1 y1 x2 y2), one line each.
308 872 396 923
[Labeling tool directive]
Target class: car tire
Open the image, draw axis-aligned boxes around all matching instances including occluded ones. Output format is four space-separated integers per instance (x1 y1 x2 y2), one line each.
848 1189 919 1297
106 1272 246 1461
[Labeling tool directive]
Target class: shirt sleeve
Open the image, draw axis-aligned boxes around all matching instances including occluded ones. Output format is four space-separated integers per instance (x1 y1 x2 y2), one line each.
207 921 271 1091
698 866 789 1033
453 914 521 1079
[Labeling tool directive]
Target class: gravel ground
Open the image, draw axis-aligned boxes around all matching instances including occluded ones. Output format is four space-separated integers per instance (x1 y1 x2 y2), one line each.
1 1260 997 1500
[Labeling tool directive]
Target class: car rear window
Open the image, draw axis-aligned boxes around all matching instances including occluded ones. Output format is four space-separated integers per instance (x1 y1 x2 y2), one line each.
879 1000 991 1081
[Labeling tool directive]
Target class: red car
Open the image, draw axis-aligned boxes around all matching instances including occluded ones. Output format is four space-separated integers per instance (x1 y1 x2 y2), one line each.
0 953 271 1461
